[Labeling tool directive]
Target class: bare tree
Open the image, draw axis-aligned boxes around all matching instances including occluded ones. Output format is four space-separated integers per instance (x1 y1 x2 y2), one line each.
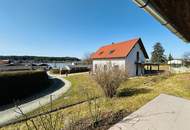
83 52 93 65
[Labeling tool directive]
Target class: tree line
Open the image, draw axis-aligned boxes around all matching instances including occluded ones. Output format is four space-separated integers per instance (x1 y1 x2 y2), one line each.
0 56 80 62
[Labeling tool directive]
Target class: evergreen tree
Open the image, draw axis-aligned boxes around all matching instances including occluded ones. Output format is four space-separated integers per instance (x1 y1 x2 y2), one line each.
168 53 174 61
151 42 167 63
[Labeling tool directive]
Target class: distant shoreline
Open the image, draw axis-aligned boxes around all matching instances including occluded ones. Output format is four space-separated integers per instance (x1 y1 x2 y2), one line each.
0 55 81 62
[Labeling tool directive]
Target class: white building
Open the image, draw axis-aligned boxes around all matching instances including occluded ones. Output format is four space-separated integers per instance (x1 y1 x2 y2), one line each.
91 38 149 76
168 59 183 65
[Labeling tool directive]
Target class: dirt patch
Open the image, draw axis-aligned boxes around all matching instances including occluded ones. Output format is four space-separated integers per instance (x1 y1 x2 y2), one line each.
64 109 129 130
116 88 152 97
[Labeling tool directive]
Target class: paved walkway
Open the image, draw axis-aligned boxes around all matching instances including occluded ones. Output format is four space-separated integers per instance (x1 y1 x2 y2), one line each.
109 94 190 130
0 74 71 127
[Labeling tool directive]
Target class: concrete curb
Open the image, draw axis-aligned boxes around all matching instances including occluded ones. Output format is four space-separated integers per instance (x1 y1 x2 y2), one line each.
0 74 71 127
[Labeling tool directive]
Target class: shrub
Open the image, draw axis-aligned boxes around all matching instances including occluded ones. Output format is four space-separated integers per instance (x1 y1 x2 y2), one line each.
93 67 128 98
49 69 60 74
13 89 102 130
50 67 90 75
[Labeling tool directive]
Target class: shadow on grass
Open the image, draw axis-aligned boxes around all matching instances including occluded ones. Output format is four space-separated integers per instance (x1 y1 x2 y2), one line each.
117 88 152 97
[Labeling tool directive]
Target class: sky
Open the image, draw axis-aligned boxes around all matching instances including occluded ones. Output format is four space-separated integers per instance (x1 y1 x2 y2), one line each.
0 0 189 59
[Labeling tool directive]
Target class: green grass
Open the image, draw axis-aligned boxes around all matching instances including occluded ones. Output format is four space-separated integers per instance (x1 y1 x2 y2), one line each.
2 72 190 130
46 74 103 108
26 73 103 116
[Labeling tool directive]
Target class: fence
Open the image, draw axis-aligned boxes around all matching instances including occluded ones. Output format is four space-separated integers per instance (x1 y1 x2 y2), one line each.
169 66 190 73
0 96 99 128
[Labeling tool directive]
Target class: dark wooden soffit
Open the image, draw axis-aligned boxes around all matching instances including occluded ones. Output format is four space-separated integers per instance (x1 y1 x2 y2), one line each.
150 0 190 42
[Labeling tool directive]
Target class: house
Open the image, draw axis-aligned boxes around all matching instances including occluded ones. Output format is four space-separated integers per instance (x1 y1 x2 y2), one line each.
168 59 183 66
0 60 10 65
91 38 149 76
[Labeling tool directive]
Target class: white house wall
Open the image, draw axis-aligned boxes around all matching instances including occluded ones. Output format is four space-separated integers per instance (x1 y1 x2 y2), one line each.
92 59 125 72
125 43 146 76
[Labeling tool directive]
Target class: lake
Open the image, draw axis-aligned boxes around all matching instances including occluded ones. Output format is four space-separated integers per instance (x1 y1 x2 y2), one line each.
46 62 73 69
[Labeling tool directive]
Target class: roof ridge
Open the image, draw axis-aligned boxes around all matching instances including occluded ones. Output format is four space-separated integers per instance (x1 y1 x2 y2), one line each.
100 38 140 48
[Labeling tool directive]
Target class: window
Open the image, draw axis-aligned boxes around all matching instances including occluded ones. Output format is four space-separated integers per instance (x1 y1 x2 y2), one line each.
95 64 97 71
136 51 139 62
104 65 107 71
109 49 115 54
99 51 104 55
114 65 119 70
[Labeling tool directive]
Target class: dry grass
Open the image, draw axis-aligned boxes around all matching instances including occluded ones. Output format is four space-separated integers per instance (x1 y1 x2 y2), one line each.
2 72 190 130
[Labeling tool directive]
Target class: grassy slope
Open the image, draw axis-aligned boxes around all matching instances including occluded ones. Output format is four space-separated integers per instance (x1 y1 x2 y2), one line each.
26 74 103 116
2 72 190 130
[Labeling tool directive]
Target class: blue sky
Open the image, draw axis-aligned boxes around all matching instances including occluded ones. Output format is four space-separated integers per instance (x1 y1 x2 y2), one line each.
0 0 189 58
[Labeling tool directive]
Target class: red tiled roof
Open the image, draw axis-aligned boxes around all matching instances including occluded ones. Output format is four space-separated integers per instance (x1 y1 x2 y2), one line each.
91 38 148 59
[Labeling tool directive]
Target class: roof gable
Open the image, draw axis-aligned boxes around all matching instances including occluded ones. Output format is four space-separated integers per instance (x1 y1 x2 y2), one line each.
91 38 148 59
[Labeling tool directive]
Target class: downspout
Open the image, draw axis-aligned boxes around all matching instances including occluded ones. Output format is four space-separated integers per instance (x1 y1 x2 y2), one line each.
133 0 188 43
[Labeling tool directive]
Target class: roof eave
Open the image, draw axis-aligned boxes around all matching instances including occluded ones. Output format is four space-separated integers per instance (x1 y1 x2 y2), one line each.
133 0 190 43
92 56 126 60
138 39 149 59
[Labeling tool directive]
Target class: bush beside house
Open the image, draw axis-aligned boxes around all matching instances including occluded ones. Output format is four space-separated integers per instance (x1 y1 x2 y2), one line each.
94 68 128 98
50 66 90 75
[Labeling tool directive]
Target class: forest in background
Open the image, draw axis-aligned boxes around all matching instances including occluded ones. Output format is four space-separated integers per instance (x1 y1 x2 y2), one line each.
0 56 80 62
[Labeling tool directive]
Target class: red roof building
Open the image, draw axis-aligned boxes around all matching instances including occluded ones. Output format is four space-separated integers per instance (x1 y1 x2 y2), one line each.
91 38 148 59
91 38 149 76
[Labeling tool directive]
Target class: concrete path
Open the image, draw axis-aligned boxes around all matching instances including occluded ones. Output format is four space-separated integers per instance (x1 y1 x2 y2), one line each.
0 74 71 127
109 94 190 130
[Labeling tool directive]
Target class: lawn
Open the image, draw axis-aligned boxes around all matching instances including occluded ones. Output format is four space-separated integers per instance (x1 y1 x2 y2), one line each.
19 73 103 119
2 72 190 130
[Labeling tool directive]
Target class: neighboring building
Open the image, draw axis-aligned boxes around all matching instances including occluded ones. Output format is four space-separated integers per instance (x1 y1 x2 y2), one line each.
167 59 190 73
168 59 183 66
91 38 149 76
0 60 10 65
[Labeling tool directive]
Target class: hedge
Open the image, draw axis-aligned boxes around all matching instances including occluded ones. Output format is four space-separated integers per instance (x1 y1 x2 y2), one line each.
49 69 60 74
0 70 51 106
50 67 90 75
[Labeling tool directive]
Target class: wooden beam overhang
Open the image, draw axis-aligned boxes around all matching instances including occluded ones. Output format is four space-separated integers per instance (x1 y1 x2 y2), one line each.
133 0 190 43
